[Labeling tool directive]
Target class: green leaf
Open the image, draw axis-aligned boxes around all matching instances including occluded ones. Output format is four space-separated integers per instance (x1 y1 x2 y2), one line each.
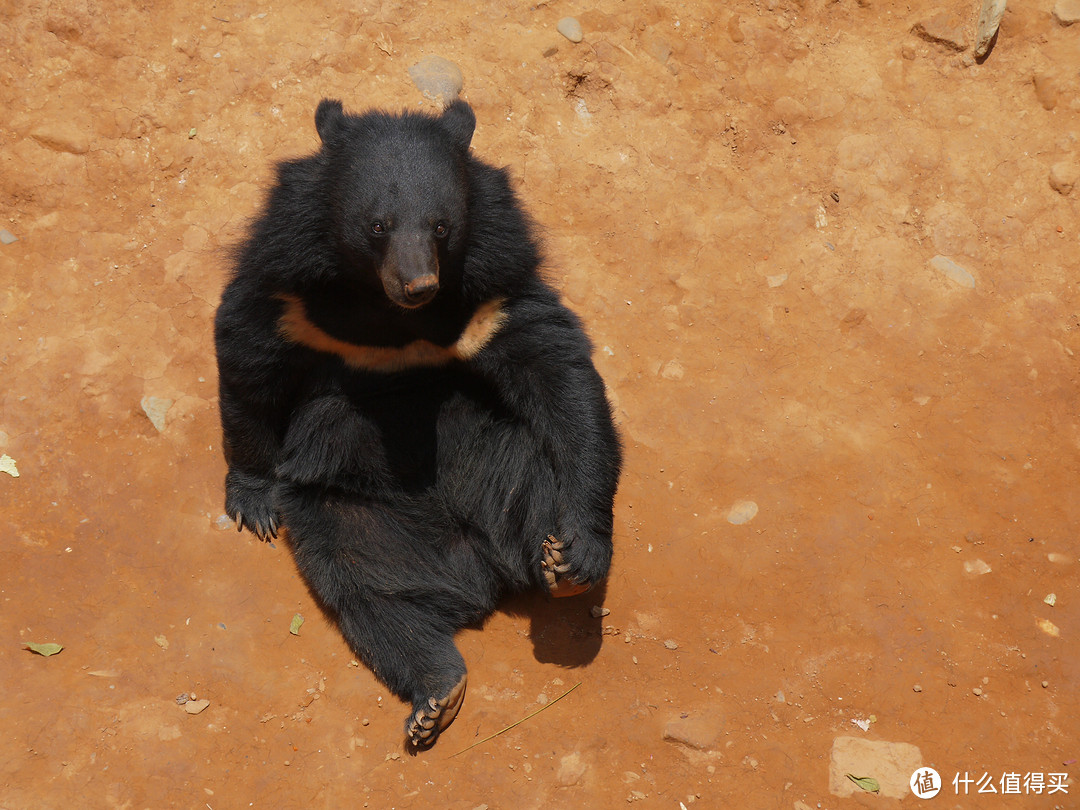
289 614 304 636
26 642 63 657
847 774 880 793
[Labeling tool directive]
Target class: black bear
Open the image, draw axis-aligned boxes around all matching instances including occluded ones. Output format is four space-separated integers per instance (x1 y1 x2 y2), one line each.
214 99 622 750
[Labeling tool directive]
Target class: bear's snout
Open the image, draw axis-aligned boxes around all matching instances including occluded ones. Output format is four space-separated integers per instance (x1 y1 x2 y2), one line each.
381 233 440 309
403 274 439 304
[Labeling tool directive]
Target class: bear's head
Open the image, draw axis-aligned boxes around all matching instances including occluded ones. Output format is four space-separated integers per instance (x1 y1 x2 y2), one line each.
314 99 477 310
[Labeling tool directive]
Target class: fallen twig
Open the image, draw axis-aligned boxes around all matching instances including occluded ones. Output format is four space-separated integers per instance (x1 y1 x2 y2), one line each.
450 682 582 758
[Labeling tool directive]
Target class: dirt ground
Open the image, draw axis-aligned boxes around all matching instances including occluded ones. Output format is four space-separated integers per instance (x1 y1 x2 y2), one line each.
2 0 1079 807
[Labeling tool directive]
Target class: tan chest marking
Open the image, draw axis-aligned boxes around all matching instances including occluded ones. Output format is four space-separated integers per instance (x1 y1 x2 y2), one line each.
276 294 507 373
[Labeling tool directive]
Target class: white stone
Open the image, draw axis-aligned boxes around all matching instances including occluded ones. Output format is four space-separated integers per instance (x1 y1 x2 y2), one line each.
557 17 584 43
141 396 173 432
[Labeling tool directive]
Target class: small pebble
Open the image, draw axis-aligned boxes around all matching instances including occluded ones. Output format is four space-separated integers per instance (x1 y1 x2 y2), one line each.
557 16 584 43
972 687 983 697
361 718 370 726
0 229 17 245
1042 680 1050 688
590 606 610 618
913 684 923 693
183 698 211 714
664 639 679 650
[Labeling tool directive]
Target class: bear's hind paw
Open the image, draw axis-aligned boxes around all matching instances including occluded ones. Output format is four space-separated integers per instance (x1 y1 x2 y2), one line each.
541 535 590 598
406 673 467 751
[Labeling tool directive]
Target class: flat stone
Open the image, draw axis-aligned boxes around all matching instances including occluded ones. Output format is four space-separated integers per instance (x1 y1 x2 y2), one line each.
964 558 992 575
182 698 210 715
642 34 671 64
0 454 18 478
141 396 173 433
660 360 684 380
1053 0 1080 24
727 500 759 525
0 229 17 245
663 714 721 751
29 120 90 154
557 17 584 43
407 55 463 104
929 255 975 289
829 736 923 799
911 13 969 51
1033 72 1060 110
556 752 588 786
974 0 1007 58
773 96 810 123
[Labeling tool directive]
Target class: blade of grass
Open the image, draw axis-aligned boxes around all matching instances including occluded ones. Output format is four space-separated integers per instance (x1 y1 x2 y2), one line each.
450 681 581 758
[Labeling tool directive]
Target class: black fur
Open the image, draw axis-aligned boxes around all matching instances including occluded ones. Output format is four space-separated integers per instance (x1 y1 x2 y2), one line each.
214 99 622 749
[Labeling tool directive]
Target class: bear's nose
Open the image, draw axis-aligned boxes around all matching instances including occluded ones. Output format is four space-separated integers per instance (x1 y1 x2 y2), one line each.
404 275 439 304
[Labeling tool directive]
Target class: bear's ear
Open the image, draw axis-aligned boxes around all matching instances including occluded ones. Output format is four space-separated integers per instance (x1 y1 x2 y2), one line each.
439 100 476 151
315 98 346 143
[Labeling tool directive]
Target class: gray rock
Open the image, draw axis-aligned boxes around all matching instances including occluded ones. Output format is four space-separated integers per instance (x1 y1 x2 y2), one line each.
929 255 975 289
974 0 1006 58
407 55 464 105
557 16 584 43
0 229 17 245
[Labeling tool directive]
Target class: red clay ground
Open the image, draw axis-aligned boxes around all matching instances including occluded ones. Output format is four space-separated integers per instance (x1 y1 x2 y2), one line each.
2 1 1078 807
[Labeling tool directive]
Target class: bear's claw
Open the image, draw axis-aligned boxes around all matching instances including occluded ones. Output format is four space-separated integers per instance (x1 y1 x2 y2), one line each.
542 535 590 598
406 673 467 750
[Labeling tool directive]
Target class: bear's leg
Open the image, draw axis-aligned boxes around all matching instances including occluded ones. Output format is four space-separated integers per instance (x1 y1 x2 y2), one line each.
439 394 603 598
334 598 469 751
281 490 482 750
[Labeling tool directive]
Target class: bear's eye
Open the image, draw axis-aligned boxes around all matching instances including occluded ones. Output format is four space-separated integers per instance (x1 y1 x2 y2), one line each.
371 221 386 236
434 222 449 238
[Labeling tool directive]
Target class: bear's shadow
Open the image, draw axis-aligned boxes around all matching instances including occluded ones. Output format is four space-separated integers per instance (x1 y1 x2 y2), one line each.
496 579 610 667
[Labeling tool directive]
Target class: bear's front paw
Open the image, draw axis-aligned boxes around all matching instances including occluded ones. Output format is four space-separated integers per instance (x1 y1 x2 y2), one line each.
541 534 609 597
225 470 280 541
